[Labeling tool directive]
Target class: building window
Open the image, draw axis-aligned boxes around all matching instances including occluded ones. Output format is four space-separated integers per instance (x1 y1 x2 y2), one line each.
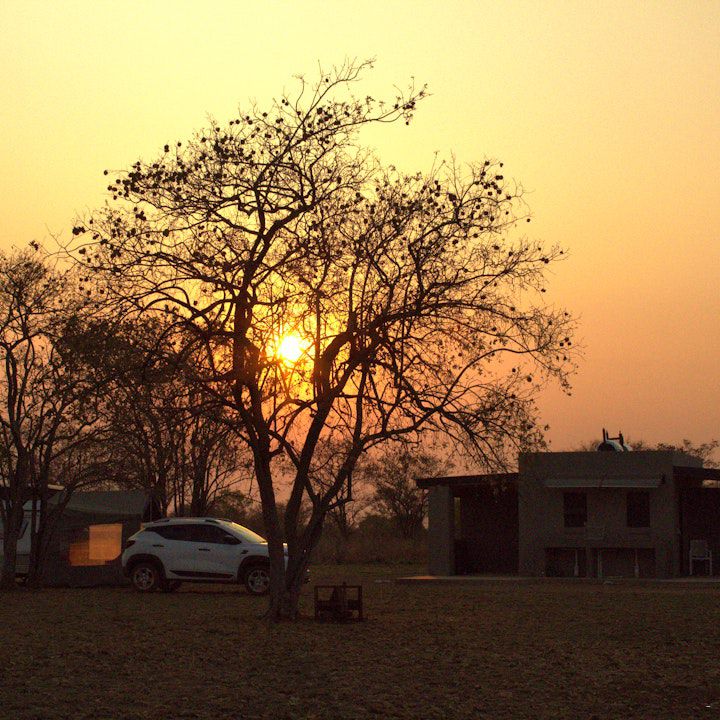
627 491 650 528
563 492 587 528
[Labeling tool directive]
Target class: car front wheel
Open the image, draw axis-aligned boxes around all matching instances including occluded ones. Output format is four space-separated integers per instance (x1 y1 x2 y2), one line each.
244 565 270 595
130 562 162 592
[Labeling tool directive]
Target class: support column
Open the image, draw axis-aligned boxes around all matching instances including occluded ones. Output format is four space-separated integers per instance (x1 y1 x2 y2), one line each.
428 485 455 575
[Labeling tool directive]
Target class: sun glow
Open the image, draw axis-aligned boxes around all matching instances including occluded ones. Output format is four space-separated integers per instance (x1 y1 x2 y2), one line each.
274 333 305 364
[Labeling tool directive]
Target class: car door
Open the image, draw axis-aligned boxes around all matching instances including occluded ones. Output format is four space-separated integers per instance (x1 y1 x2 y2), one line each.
166 523 240 580
188 524 243 579
152 523 210 578
147 525 189 577
160 524 217 578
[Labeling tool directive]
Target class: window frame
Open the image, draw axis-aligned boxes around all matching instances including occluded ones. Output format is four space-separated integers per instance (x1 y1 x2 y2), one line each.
626 490 651 528
563 491 587 528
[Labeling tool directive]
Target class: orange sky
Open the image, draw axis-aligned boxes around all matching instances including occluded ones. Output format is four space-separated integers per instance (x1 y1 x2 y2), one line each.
1 1 718 454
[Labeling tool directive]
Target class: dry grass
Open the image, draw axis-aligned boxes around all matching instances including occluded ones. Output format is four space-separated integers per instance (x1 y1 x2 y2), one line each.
1 566 720 719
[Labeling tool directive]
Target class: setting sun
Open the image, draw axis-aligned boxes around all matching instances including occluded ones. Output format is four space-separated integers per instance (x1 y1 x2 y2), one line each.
275 334 305 364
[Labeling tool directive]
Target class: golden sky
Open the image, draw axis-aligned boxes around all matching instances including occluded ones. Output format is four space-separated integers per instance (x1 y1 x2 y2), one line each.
1 0 718 452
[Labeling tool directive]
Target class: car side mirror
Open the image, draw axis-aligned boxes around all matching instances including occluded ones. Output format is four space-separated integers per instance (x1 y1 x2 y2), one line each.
223 536 241 545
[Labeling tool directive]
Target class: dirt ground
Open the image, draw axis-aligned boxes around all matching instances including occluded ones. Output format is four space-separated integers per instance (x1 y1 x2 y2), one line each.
1 565 719 719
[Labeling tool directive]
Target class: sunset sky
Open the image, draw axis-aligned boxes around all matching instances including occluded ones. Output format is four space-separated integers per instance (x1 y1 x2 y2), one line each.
1 1 718 454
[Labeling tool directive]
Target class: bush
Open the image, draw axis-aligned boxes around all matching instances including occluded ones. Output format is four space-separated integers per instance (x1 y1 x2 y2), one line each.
313 521 427 565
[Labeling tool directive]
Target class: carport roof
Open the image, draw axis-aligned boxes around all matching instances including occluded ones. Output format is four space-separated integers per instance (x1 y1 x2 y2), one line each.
416 472 519 489
542 476 663 488
673 466 720 480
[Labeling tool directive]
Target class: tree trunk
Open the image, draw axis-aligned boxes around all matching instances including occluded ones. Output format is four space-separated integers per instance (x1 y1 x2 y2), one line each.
271 510 325 621
190 466 208 516
26 537 48 589
252 449 288 622
267 546 289 621
26 516 51 589
0 502 24 590
263 502 321 621
27 492 71 589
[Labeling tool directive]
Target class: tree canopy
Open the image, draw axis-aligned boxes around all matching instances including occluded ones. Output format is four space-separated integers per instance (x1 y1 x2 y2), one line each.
69 60 575 619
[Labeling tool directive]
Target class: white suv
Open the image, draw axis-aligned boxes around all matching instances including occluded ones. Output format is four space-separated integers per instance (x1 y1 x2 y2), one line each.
121 517 282 595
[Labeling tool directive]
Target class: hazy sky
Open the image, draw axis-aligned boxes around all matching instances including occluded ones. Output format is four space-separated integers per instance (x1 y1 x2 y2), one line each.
1 1 718 453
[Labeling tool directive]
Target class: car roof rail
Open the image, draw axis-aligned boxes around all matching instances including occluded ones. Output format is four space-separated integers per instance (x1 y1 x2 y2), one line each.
204 518 219 524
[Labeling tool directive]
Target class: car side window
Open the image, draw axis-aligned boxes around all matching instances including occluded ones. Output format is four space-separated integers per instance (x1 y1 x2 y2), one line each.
187 524 239 544
214 528 240 545
151 525 191 541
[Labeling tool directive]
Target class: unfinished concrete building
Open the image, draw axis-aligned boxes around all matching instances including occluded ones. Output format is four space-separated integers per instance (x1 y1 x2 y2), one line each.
420 443 720 579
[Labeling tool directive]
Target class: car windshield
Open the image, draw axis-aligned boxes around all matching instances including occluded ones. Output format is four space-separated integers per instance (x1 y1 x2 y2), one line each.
226 522 266 544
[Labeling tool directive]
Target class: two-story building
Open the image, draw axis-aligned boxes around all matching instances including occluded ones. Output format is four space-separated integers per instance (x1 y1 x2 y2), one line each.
419 445 720 578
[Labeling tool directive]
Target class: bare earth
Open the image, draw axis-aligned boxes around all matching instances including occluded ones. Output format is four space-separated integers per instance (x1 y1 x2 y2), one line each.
1 565 719 720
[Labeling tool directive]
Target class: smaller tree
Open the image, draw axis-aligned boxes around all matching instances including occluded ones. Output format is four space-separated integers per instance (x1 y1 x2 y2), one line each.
176 399 246 517
0 250 109 588
69 315 249 516
644 439 719 468
365 446 447 539
208 488 256 523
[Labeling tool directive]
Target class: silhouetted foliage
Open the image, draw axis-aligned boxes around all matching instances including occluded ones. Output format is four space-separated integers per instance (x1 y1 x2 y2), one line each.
0 251 110 588
69 316 250 515
70 60 574 619
363 446 445 539
577 437 719 467
637 439 719 468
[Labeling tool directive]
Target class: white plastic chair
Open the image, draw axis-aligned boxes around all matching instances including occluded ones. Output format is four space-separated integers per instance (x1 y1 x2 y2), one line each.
689 539 713 576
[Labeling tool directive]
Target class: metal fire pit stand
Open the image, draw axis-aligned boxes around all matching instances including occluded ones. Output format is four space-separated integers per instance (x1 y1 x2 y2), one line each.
314 583 364 622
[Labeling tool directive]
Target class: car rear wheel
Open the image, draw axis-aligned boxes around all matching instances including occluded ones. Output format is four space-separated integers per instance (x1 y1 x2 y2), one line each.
244 565 270 595
130 562 162 592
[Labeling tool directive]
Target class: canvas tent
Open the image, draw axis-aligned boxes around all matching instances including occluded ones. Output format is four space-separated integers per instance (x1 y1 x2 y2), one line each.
1 490 161 586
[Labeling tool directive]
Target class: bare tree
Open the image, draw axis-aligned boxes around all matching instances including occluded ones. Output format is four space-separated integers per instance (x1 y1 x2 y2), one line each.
73 316 247 515
364 445 445 539
69 60 574 619
171 395 248 517
307 437 372 541
0 251 107 588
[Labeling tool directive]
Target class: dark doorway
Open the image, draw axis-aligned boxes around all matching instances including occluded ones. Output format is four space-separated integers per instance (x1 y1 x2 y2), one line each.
545 547 587 577
680 487 720 576
455 483 518 574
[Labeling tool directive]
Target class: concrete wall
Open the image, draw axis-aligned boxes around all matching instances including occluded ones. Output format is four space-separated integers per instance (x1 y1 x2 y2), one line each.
518 451 696 578
427 485 455 575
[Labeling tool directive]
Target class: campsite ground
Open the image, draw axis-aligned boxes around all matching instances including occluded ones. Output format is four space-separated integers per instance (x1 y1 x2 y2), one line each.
1 565 719 720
